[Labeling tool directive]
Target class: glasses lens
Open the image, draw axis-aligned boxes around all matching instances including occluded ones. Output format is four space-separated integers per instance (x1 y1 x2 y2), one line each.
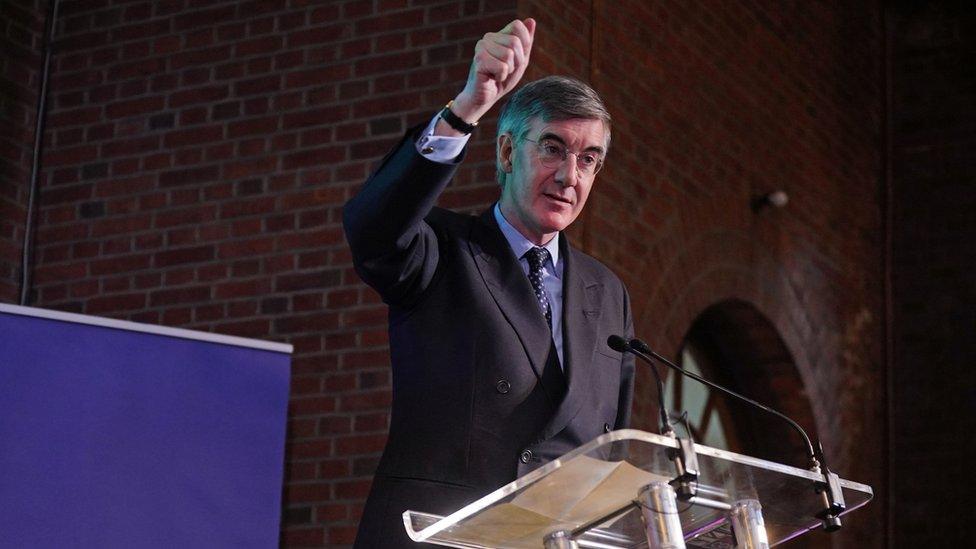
578 153 602 174
536 140 564 167
531 139 603 174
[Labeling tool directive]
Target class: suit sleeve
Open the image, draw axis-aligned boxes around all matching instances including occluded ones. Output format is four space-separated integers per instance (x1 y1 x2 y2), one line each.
342 126 463 306
614 284 637 429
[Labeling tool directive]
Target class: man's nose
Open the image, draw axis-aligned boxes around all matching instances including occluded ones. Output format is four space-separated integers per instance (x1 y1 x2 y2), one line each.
555 154 579 187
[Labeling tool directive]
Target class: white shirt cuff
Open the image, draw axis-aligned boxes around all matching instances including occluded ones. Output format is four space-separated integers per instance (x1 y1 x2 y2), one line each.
415 113 470 163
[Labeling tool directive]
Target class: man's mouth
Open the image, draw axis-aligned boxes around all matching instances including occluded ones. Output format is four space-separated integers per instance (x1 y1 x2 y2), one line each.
543 193 573 205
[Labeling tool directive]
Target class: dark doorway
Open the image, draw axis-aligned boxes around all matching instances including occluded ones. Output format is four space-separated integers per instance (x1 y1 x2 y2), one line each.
676 299 830 548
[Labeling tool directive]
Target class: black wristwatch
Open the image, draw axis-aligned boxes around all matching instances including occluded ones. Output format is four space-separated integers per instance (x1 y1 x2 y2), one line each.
439 100 478 134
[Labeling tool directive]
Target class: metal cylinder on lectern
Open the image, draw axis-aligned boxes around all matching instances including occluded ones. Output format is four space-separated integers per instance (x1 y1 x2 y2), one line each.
543 529 577 549
729 499 769 549
638 481 686 548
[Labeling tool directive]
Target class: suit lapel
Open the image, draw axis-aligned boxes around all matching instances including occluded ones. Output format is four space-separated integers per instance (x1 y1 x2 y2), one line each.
469 209 554 385
541 236 603 440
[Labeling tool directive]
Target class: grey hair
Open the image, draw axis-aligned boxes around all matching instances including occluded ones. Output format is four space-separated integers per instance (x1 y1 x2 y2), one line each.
496 76 611 185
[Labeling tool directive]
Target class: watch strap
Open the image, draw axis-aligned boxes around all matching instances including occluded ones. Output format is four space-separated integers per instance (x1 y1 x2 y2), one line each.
439 100 478 134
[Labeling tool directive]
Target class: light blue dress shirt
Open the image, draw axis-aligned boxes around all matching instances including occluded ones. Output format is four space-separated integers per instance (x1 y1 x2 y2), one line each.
492 204 564 367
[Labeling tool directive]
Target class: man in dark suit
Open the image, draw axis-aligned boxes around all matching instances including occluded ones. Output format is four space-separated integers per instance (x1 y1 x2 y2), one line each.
343 18 636 548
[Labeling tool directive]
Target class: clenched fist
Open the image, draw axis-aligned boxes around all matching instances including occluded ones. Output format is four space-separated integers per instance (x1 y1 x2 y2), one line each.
437 18 536 136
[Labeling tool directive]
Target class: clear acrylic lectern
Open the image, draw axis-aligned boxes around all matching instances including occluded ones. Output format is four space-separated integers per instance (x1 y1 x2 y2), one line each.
403 430 872 548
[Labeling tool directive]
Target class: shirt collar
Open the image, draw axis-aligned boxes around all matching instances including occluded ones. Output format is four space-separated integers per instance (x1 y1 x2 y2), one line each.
493 203 561 275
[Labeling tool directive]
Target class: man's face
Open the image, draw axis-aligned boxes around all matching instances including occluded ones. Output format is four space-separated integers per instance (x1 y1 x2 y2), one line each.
497 117 607 245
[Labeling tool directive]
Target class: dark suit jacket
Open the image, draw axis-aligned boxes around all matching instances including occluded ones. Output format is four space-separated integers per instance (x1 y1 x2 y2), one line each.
343 127 636 548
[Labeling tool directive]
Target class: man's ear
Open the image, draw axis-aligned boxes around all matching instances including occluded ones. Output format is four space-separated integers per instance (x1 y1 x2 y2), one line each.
497 133 514 173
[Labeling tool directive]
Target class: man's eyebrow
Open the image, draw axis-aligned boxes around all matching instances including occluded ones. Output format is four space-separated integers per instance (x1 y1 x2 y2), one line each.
538 132 605 154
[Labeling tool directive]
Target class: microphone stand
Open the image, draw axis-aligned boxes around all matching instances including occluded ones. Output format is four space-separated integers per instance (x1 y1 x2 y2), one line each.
627 337 846 532
607 336 699 500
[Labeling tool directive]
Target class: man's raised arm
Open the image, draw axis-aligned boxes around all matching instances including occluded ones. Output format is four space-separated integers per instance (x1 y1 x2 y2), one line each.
342 18 535 305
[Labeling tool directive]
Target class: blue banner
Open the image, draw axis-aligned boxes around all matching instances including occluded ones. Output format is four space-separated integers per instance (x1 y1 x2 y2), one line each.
0 306 291 548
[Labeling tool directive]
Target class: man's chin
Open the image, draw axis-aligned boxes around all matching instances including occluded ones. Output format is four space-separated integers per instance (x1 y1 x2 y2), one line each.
536 215 574 235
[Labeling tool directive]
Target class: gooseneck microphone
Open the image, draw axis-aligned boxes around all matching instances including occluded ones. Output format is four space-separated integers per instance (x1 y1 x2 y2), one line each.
607 335 672 437
621 336 846 532
628 338 817 463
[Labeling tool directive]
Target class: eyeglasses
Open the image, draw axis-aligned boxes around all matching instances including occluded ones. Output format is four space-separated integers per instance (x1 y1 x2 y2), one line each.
523 137 605 176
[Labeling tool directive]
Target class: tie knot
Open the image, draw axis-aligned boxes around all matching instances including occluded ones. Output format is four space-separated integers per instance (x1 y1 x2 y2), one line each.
525 247 550 272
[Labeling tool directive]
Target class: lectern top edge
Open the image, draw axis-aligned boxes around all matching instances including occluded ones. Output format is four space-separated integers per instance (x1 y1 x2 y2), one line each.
406 429 874 548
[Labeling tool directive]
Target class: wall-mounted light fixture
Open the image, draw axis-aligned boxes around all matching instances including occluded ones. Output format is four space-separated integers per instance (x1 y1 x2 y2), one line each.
752 191 789 213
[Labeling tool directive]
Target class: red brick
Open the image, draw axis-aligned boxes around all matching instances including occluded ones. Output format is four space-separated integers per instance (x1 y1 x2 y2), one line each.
90 254 151 276
233 75 281 96
154 206 217 228
154 245 214 267
318 416 352 435
353 412 389 432
169 45 232 69
333 478 372 498
354 51 423 77
287 24 348 47
226 116 278 137
327 525 359 546
274 312 340 334
222 156 277 179
288 396 336 416
89 215 152 238
235 35 282 56
282 528 324 546
218 197 276 219
341 307 387 328
163 125 223 148
158 165 219 187
282 106 349 130
214 278 271 299
149 286 212 306
214 318 271 338
101 135 160 157
324 373 356 392
285 482 331 503
315 503 349 522
274 269 341 292
105 96 165 119
86 293 147 314
338 391 392 412
43 145 99 167
282 146 345 170
354 9 424 34
169 85 229 107
32 262 87 284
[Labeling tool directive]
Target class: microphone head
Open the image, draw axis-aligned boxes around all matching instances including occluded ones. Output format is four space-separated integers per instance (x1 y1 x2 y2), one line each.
607 335 631 352
629 338 651 354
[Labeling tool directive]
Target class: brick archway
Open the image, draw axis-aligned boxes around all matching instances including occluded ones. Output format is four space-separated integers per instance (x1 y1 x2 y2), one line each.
622 225 836 450
682 299 817 467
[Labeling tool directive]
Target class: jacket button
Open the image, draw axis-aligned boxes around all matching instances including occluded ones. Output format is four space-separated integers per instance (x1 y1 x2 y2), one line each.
604 423 611 433
495 379 511 394
520 449 533 463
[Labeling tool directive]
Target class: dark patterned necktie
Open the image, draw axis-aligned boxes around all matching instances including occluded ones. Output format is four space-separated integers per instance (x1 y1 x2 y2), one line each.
524 247 552 328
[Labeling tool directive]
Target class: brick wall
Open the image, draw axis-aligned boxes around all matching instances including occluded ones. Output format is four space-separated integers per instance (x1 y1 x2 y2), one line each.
888 2 976 546
576 3 885 547
0 0 45 303
6 1 895 547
